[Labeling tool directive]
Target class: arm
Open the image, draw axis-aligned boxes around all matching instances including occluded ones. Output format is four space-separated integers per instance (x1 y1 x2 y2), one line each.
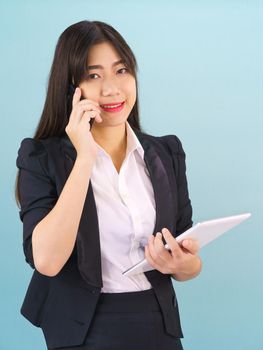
17 88 102 276
32 156 93 276
17 139 93 277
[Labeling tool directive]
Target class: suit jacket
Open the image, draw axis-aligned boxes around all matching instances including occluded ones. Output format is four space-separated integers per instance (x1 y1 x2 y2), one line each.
16 128 192 349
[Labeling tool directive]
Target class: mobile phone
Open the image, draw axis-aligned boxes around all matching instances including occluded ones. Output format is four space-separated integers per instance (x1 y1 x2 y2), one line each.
67 83 94 128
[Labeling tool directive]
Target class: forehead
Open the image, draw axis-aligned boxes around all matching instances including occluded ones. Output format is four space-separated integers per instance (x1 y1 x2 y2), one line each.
87 42 121 64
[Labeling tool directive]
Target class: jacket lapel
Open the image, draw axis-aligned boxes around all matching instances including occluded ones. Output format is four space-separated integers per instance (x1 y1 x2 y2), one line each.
133 130 176 235
60 130 175 288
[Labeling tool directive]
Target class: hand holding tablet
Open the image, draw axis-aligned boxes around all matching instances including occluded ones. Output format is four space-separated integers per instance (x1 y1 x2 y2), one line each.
123 212 251 277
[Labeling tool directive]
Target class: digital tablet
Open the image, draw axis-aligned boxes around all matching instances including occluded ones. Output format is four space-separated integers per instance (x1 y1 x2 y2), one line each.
122 212 251 277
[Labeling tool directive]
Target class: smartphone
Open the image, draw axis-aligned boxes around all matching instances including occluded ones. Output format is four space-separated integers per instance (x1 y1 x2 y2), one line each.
67 83 94 128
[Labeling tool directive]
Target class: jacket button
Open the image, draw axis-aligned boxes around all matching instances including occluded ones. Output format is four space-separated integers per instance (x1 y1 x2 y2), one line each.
91 290 96 294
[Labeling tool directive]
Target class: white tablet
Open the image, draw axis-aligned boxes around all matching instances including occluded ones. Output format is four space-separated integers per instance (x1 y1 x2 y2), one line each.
122 212 251 277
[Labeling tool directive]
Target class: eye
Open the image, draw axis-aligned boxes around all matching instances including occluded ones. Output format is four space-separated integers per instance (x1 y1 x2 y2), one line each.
117 67 128 74
88 73 100 79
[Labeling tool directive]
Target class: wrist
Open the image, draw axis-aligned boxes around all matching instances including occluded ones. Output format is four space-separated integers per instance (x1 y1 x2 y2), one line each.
172 256 202 281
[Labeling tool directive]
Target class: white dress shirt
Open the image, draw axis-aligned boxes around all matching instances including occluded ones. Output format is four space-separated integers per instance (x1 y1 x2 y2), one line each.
90 121 156 292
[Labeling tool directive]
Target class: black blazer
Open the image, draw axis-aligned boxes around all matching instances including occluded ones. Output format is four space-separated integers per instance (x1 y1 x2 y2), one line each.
16 128 192 349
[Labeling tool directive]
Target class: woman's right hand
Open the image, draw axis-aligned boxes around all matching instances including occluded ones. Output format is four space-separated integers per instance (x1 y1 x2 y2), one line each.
65 87 102 162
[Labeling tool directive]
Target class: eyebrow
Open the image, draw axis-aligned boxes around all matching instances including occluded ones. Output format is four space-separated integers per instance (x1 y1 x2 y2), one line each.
87 59 125 70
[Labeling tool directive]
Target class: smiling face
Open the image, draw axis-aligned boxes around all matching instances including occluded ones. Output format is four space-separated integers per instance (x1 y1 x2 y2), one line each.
78 41 137 129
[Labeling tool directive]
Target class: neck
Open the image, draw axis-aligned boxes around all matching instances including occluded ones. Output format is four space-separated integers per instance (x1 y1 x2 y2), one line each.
90 122 127 157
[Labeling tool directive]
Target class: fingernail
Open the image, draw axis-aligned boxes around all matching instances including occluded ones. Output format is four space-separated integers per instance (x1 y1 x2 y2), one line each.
156 232 162 238
162 228 168 234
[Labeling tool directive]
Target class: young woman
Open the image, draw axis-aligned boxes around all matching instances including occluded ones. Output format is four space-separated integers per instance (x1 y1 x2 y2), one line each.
15 20 202 350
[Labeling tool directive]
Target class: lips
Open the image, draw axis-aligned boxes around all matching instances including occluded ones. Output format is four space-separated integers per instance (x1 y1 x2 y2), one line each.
100 101 125 113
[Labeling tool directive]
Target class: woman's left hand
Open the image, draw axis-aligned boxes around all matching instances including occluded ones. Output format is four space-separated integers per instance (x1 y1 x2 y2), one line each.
144 228 202 281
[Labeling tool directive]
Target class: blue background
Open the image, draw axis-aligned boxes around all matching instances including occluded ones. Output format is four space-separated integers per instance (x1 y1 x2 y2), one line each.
1 1 262 349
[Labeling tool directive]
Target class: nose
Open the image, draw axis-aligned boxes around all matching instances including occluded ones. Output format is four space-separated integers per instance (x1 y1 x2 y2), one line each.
101 77 120 97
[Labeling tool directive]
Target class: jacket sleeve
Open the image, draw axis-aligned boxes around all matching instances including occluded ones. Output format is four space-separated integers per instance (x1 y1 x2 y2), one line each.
16 138 58 269
164 135 193 235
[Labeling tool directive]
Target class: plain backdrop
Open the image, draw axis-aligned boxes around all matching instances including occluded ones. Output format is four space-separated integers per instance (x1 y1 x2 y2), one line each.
1 1 262 349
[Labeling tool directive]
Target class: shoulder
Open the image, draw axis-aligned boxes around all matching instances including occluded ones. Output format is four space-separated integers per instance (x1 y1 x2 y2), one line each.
158 134 185 155
136 130 185 155
16 136 62 175
16 138 46 169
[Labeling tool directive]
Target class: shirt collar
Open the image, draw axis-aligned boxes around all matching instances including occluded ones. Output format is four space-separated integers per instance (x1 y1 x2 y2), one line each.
125 121 144 160
95 121 145 160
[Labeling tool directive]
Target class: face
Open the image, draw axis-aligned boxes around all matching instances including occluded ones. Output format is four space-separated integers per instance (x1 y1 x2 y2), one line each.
78 42 136 128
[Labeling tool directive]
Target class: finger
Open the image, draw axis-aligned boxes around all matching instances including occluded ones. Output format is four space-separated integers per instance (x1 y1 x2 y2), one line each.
148 234 171 272
78 99 100 111
153 232 172 260
81 110 101 126
78 97 99 107
145 244 170 274
72 87 82 107
81 113 92 130
181 239 199 254
147 234 167 266
144 245 159 270
86 110 102 123
161 228 182 258
147 235 160 261
71 105 101 125
81 111 92 123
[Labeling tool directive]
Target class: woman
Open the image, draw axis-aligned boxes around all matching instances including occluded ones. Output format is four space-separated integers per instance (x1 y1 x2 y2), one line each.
15 20 202 350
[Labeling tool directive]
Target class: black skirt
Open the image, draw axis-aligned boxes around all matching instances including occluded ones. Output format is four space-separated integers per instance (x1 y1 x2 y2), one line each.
48 288 183 350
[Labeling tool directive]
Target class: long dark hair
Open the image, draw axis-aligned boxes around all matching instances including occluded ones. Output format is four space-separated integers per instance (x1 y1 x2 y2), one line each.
15 20 144 206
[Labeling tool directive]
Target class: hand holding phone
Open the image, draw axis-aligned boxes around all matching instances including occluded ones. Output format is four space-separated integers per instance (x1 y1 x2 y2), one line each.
67 84 96 128
65 84 103 162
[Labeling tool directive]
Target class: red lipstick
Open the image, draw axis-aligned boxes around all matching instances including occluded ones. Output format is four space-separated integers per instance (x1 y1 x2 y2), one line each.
100 101 125 113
